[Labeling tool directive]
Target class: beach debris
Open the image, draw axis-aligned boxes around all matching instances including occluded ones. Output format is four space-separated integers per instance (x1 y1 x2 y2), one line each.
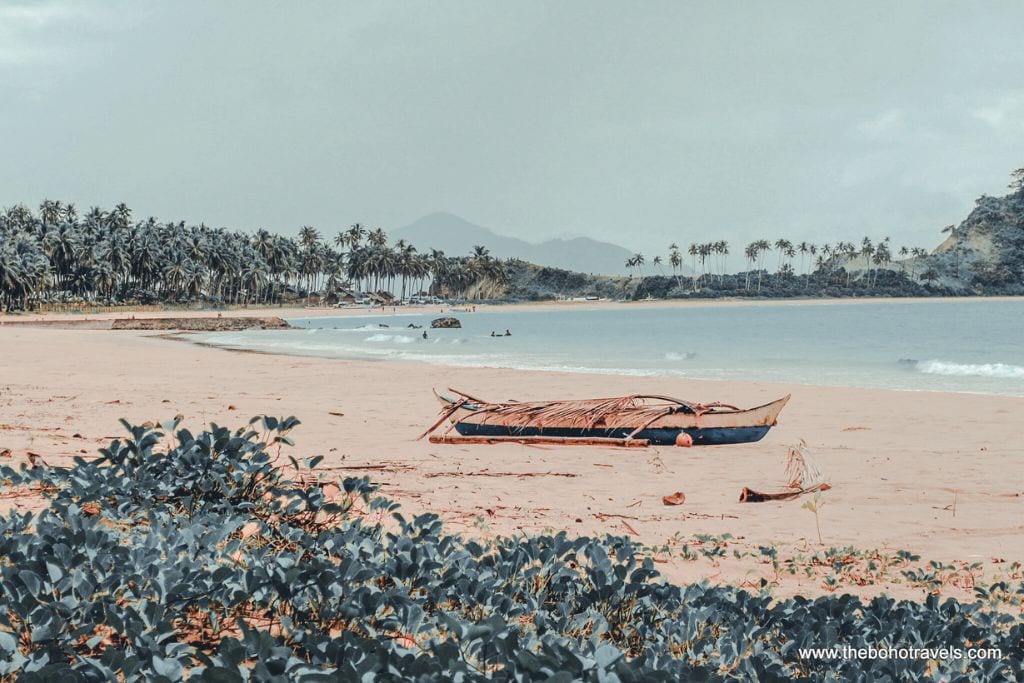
621 520 640 536
430 316 462 328
0 448 11 459
593 512 642 522
328 411 345 417
739 440 831 503
228 405 237 410
662 491 686 506
675 433 694 447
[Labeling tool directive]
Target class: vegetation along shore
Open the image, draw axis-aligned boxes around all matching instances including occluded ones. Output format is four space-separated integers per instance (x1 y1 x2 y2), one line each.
1 167 1022 312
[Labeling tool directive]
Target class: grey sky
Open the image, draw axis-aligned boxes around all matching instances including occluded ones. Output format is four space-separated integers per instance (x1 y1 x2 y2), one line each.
2 0 1023 257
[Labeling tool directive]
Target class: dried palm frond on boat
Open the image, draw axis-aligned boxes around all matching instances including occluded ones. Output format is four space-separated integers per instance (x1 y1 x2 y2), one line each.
422 388 790 446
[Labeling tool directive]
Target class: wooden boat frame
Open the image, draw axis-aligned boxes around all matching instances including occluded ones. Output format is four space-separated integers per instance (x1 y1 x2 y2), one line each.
427 388 790 446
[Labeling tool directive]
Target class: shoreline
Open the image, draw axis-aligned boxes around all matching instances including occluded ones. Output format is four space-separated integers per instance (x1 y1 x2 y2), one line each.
1 323 1022 602
3 293 1023 326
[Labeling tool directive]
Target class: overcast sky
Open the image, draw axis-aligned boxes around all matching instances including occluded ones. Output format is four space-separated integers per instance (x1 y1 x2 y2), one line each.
2 0 1023 255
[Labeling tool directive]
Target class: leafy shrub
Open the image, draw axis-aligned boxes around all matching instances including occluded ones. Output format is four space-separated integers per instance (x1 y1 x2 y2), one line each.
0 419 1021 681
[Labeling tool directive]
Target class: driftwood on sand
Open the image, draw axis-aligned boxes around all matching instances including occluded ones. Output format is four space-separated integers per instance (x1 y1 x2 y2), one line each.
739 483 831 503
740 440 831 503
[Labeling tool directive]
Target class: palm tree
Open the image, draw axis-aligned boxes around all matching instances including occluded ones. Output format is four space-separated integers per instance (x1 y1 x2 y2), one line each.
298 225 322 302
687 243 698 290
345 223 367 249
697 243 711 286
743 242 758 291
797 242 809 278
397 241 418 301
754 240 771 292
806 244 817 288
860 238 874 287
871 241 891 288
898 245 909 277
632 253 645 277
368 227 388 248
714 241 729 284
668 244 682 287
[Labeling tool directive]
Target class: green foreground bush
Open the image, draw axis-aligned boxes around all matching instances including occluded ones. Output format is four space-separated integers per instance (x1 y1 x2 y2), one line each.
0 418 1020 681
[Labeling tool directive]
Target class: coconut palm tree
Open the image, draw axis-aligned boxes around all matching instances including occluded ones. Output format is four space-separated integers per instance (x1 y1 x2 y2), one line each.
345 223 366 249
298 226 322 302
860 238 874 286
368 227 388 248
669 244 682 287
715 241 729 284
754 240 771 292
687 243 699 289
743 242 758 291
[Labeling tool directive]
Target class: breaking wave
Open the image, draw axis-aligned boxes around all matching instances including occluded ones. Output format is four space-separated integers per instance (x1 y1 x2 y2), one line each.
665 351 698 361
912 359 1024 379
364 334 415 344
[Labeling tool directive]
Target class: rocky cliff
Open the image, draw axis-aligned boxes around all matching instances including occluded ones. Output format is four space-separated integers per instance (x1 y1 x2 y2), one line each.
928 174 1024 293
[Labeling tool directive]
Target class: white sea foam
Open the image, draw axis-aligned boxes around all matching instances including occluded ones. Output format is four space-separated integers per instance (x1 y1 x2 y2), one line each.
196 301 1024 396
364 334 415 344
914 360 1024 379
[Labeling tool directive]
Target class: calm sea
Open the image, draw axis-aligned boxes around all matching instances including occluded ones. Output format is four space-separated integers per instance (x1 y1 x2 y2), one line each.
196 300 1024 396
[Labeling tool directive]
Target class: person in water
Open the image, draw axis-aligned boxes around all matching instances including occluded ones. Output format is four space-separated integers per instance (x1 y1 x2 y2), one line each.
505 329 511 336
490 331 496 337
422 330 427 339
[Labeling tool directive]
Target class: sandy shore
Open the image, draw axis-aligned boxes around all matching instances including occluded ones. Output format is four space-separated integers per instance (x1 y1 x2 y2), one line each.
2 317 1022 601
3 294 1023 326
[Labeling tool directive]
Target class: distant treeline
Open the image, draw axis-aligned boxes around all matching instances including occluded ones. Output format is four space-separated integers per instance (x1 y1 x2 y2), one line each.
0 201 508 311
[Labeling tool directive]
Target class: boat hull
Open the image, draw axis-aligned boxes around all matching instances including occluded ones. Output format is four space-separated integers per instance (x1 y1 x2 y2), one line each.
435 393 790 446
452 422 771 445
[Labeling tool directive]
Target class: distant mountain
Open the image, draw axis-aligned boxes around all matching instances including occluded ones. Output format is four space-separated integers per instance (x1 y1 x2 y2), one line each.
391 212 673 276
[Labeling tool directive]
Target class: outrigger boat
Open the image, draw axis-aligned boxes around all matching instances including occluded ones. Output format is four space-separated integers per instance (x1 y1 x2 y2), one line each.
425 389 790 446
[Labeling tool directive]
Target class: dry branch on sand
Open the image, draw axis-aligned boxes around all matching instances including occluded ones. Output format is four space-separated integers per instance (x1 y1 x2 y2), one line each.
740 440 831 503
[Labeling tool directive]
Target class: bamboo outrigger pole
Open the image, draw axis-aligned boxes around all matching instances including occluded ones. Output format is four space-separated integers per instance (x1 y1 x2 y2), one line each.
428 435 651 447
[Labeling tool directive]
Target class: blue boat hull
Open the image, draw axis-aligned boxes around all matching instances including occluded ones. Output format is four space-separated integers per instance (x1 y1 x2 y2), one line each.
452 423 772 446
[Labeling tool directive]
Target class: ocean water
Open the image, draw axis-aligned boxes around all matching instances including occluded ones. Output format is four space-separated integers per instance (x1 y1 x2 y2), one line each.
196 300 1024 396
